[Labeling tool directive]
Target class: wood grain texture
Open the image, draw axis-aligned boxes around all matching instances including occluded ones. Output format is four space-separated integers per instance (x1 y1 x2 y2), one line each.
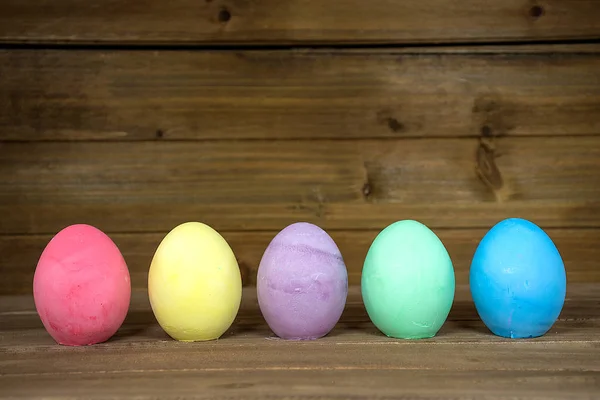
1 286 599 399
1 138 599 235
1 49 600 141
1 229 599 294
1 0 600 45
1 370 599 400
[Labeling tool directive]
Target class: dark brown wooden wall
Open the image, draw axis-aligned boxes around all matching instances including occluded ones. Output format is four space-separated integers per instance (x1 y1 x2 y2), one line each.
1 1 599 294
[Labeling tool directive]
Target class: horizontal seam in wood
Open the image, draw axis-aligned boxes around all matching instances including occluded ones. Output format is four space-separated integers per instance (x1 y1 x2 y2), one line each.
1 365 599 378
0 38 599 51
3 133 600 145
2 227 600 237
2 226 600 234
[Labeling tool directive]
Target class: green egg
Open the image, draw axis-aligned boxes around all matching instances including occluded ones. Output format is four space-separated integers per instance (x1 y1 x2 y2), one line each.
361 220 455 339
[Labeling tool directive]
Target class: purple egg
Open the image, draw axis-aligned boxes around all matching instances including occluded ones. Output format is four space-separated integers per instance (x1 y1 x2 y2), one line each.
257 222 348 340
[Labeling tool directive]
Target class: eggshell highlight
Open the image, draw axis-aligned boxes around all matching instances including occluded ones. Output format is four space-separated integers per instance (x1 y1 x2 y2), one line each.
148 222 242 342
33 224 131 346
470 218 567 339
361 220 455 339
257 222 348 340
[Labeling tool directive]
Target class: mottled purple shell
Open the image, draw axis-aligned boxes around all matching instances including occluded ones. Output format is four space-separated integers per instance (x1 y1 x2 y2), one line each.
257 222 348 340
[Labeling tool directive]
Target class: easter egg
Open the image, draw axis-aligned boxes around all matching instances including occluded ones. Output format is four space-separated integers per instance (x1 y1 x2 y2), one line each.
361 220 455 339
148 222 242 342
470 218 566 339
257 222 348 340
33 224 131 346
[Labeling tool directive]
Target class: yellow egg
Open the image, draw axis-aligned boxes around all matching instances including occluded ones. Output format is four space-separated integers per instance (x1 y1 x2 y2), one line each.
148 222 242 341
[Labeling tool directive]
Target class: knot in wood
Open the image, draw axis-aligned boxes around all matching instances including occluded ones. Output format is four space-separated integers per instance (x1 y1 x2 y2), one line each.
476 140 504 191
218 8 232 22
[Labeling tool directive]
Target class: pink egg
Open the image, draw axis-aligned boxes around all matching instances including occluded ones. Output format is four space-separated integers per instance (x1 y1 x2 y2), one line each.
33 224 131 346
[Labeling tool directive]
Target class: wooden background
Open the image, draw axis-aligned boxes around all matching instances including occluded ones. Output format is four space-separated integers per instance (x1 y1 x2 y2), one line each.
1 0 599 295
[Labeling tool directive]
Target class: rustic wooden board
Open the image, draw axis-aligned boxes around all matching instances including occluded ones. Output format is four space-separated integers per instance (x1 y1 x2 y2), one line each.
1 370 599 400
2 49 600 141
1 286 599 399
1 0 600 45
2 229 599 294
1 138 599 235
2 341 599 376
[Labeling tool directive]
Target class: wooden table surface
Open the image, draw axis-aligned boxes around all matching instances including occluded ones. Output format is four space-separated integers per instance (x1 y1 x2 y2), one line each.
1 285 599 399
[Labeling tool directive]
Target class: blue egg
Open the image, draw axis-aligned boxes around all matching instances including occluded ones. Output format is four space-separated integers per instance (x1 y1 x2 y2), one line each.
470 218 566 339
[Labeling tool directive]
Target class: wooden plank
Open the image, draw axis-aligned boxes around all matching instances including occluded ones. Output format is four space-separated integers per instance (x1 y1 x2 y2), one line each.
1 370 598 400
1 1 600 45
1 369 599 400
4 329 597 369
338 43 600 54
1 229 599 295
0 286 599 399
1 137 599 235
1 49 600 141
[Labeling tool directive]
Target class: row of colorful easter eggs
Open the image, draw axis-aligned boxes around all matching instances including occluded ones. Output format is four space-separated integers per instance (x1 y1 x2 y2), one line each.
33 218 566 346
